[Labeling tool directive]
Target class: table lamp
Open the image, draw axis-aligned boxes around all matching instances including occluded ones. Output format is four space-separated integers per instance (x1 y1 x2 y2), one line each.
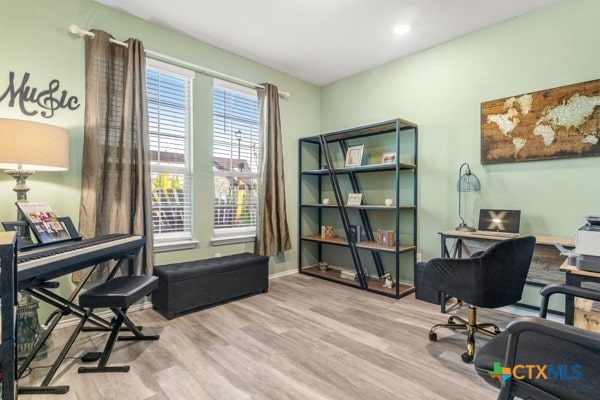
0 118 69 202
456 162 481 232
0 118 69 360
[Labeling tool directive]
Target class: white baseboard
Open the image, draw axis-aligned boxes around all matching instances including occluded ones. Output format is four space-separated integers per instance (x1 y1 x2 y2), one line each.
269 269 297 280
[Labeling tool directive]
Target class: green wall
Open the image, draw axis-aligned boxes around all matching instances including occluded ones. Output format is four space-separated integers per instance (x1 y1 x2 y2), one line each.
0 0 320 313
320 0 600 306
2 0 598 312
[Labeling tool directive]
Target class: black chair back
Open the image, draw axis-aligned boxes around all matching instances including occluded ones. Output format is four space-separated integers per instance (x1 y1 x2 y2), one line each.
477 236 536 308
422 235 536 308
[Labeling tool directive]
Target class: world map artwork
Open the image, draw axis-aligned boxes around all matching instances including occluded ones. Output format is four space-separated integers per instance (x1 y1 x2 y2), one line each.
481 79 600 164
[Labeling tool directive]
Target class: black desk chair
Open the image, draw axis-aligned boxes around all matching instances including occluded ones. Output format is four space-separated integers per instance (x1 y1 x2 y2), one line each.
419 235 536 362
474 284 600 400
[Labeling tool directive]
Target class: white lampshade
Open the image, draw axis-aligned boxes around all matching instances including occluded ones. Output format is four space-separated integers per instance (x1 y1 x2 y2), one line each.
0 118 69 171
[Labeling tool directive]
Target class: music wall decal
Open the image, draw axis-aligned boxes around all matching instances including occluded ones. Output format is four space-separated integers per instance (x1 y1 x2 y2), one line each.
0 71 80 118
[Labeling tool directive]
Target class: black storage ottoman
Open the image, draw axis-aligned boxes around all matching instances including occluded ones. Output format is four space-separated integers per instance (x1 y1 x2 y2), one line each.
152 252 269 319
414 261 441 305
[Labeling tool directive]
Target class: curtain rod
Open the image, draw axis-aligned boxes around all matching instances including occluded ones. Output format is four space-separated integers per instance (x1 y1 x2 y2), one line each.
68 24 290 98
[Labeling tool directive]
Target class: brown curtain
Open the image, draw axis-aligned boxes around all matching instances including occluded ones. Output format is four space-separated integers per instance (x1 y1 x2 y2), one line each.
73 30 153 282
254 83 291 256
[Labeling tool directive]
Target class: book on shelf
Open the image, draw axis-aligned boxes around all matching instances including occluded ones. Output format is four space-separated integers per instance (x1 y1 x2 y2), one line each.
348 225 361 243
339 269 358 281
376 229 395 247
16 202 72 244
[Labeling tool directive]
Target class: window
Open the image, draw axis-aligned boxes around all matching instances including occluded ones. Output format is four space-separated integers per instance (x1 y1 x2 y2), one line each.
212 80 259 243
146 59 194 249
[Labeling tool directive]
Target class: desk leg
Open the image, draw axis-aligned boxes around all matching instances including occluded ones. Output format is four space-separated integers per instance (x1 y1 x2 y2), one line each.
441 235 449 258
564 273 581 326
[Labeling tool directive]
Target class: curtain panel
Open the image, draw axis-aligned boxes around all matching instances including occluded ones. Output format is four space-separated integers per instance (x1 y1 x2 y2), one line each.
254 83 291 257
74 30 153 282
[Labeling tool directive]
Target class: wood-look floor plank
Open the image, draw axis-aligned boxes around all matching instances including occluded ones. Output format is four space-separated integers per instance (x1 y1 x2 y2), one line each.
18 274 512 399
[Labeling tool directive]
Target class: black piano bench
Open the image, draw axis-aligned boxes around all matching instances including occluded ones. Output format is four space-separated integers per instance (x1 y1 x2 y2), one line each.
152 252 269 319
77 275 160 374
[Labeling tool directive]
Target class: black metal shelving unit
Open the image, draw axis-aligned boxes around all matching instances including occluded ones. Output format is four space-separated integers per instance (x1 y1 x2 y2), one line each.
298 119 418 299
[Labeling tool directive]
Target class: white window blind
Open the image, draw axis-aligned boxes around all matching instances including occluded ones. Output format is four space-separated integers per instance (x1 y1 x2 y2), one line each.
146 59 194 245
213 80 259 241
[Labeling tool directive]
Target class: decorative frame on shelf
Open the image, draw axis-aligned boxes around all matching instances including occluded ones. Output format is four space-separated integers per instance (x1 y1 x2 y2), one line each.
344 144 364 167
381 152 396 164
346 193 363 206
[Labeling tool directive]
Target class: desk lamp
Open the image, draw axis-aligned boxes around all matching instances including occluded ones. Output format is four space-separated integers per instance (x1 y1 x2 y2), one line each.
0 118 69 360
456 162 480 232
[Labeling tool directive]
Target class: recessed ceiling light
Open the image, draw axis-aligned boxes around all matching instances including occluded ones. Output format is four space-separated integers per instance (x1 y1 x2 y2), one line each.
393 24 411 35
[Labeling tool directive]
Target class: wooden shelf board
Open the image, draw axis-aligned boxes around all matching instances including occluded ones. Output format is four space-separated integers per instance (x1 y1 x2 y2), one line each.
299 119 417 143
301 235 348 246
321 119 417 142
367 280 415 298
300 203 339 208
301 235 415 253
301 169 329 175
300 204 416 210
355 241 416 253
345 205 416 210
300 266 361 287
300 265 414 298
301 163 416 176
336 163 416 173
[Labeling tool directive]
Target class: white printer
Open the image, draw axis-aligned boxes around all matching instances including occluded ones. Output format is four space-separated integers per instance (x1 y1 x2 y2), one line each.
569 215 600 272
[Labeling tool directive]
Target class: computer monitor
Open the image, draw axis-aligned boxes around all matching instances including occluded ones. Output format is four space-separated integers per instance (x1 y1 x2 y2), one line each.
477 209 521 234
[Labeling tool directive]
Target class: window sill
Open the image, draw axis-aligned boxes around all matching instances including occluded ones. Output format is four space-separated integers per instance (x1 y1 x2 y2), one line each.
211 235 256 246
154 239 199 253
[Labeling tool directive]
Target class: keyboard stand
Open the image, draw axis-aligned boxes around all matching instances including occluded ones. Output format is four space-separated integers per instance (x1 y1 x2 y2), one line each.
17 256 130 395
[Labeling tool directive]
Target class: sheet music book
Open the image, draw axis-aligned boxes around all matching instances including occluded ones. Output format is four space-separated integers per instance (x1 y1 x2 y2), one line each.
16 202 72 244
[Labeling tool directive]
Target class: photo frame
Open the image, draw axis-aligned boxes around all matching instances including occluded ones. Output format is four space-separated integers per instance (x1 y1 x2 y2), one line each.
346 193 363 206
381 152 396 164
345 144 364 167
348 225 361 243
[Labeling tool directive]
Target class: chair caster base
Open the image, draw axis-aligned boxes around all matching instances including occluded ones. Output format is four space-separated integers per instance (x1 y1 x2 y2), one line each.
461 352 473 363
429 332 437 341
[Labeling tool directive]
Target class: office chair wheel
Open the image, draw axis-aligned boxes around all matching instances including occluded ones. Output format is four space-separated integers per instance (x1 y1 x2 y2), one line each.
494 327 501 334
429 332 437 341
461 352 473 363
448 316 456 324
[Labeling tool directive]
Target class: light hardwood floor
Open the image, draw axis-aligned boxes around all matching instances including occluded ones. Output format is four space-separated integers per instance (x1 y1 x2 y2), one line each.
19 274 513 400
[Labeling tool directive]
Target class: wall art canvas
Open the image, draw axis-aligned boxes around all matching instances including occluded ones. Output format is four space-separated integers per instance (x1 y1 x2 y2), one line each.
481 79 600 164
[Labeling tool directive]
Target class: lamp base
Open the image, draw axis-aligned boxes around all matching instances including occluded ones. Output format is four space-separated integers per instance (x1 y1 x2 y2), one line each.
455 223 475 232
5 168 34 202
16 293 48 360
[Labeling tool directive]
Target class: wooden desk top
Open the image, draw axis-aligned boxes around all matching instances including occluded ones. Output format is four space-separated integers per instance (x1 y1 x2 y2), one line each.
440 230 575 247
560 260 600 278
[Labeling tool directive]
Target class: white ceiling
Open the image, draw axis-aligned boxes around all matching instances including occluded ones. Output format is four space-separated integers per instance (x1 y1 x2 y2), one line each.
93 0 558 86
